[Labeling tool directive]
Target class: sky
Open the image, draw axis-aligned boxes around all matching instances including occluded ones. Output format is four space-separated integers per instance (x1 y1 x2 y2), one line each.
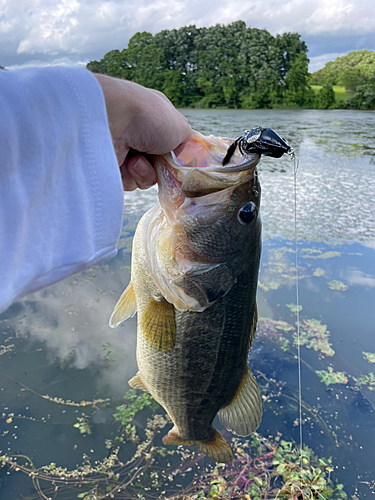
1 0 375 73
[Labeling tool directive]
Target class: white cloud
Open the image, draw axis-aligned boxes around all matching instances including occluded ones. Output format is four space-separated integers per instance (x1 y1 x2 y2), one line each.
6 56 87 71
308 52 347 73
1 0 375 68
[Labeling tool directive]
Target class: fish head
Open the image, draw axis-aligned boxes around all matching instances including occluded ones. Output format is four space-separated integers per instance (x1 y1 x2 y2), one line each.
150 131 261 311
155 131 261 260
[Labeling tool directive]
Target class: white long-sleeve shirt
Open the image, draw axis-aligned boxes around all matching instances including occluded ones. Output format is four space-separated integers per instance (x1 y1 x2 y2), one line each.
0 67 124 314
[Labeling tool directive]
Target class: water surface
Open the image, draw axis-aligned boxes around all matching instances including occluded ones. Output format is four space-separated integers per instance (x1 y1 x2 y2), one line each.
1 109 375 498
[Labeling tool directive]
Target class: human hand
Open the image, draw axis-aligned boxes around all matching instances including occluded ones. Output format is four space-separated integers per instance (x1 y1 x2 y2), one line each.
94 74 192 191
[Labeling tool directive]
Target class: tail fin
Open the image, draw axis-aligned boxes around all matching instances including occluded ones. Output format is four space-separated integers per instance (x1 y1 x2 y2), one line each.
163 426 233 464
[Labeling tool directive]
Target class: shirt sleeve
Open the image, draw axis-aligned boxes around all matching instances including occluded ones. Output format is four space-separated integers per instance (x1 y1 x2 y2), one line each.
0 67 124 314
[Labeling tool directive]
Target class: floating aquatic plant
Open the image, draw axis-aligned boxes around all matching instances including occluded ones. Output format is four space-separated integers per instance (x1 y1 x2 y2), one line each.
0 388 349 500
297 319 335 357
278 336 290 352
313 252 341 260
362 352 375 364
74 414 92 435
354 372 375 391
327 280 348 291
113 390 158 427
301 248 322 256
258 280 280 292
0 343 14 355
257 317 335 358
313 268 325 277
316 367 348 386
167 436 347 500
301 250 342 260
287 303 303 314
113 389 159 444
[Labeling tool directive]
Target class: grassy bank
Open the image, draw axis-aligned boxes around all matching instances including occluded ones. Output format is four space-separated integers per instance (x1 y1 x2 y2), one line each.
311 85 351 104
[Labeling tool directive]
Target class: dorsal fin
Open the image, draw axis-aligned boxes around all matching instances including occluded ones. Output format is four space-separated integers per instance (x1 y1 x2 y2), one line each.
141 297 176 352
109 282 137 328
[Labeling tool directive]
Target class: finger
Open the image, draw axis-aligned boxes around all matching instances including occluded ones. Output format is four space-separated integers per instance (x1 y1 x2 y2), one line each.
173 141 189 158
126 155 157 190
120 162 138 191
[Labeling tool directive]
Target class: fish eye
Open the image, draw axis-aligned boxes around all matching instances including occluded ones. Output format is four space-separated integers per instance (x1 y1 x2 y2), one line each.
237 202 257 225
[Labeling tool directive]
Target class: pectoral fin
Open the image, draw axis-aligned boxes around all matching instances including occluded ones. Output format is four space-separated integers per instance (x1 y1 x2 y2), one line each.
109 282 137 328
128 372 149 393
141 297 176 352
218 366 262 436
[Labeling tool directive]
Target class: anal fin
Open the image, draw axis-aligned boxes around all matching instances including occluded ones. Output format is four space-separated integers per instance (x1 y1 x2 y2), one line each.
162 426 233 464
109 282 137 328
218 366 262 436
128 372 149 393
141 297 176 352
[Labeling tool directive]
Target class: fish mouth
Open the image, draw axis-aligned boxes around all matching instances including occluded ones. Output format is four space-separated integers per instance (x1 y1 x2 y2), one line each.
157 131 260 200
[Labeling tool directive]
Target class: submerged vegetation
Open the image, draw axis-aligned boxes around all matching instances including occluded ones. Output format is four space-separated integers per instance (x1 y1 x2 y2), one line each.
1 245 374 499
0 396 349 500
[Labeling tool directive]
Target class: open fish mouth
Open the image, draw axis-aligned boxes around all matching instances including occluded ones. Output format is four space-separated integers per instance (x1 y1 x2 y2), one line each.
157 130 260 200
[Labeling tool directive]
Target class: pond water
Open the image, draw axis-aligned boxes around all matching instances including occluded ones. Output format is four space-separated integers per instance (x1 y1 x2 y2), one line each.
1 109 375 499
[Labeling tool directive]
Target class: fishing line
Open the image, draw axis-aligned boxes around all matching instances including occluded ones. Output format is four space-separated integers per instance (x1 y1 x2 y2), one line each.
292 152 303 470
292 153 328 500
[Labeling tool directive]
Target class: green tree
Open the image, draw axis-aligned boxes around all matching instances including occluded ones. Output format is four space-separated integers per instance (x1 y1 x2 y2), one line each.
346 74 375 109
86 23 311 109
154 25 200 106
283 52 313 106
338 67 369 91
310 49 375 88
316 85 336 109
124 31 166 90
162 70 184 106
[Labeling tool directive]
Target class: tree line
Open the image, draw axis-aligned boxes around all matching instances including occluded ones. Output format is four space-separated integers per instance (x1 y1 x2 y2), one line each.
87 21 320 109
310 49 375 109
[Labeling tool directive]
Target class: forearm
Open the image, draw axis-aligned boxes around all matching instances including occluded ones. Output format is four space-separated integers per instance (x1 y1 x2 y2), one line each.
0 67 124 313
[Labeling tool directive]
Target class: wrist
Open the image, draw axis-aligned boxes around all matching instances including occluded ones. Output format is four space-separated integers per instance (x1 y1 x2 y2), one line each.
93 74 137 164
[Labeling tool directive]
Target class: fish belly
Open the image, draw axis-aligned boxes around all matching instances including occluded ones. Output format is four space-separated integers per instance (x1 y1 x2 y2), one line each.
135 260 258 442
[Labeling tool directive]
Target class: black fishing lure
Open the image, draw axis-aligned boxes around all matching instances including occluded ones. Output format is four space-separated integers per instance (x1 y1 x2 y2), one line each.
222 127 294 165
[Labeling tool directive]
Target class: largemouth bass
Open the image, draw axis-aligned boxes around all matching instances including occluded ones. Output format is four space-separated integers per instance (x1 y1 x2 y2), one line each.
110 131 262 463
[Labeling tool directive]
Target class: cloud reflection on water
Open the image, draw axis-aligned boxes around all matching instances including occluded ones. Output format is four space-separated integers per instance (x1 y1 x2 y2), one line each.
7 262 138 399
345 269 375 288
